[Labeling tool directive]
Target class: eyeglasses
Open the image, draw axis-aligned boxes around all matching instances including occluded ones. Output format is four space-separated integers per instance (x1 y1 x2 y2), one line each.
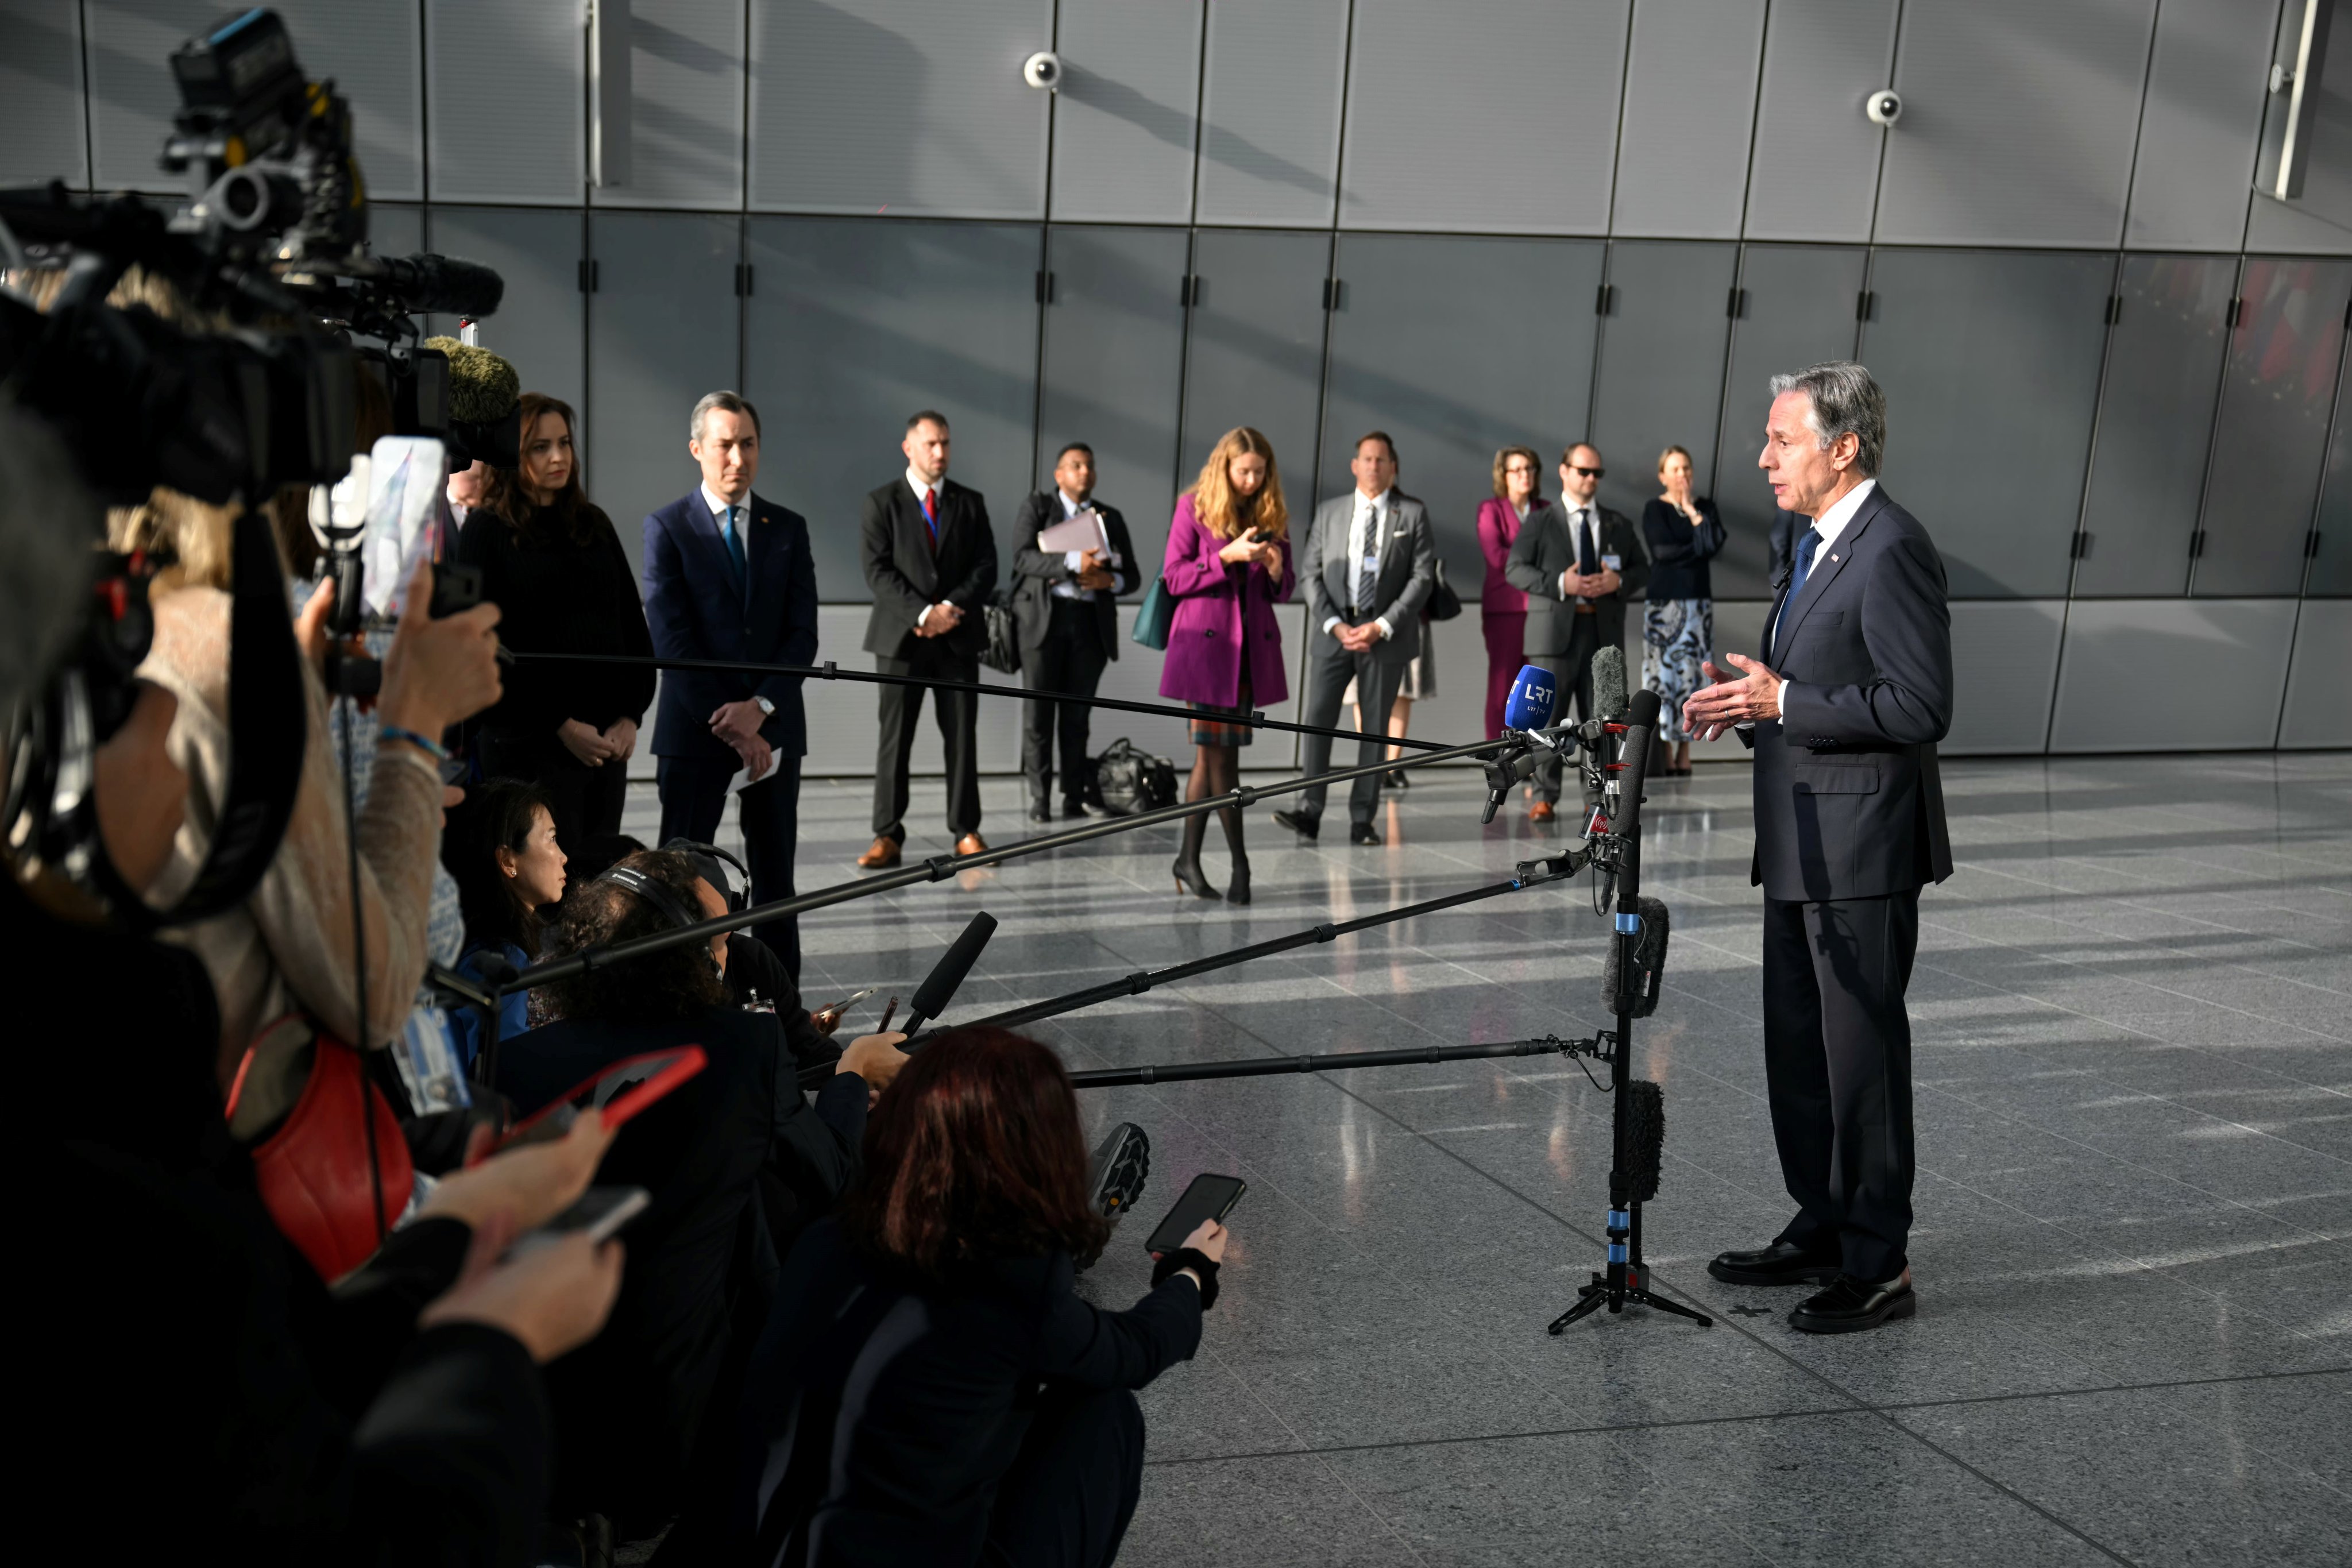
1569 465 1605 479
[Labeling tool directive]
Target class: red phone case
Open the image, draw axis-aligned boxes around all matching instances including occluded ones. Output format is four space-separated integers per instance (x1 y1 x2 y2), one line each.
498 1045 708 1150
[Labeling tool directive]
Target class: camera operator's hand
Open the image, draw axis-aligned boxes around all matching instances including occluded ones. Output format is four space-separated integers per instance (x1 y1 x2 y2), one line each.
377 561 503 738
419 1212 624 1365
557 718 617 767
294 577 336 673
422 1107 615 1235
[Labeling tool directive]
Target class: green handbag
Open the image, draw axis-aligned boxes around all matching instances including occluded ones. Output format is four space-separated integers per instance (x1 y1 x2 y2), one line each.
1131 573 1175 651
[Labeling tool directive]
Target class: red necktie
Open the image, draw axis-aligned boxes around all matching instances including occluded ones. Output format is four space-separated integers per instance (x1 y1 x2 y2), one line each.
921 488 939 554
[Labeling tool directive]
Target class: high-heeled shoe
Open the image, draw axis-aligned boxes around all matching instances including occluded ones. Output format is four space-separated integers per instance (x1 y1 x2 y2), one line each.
1226 859 1252 905
1219 808 1250 905
1172 813 1222 900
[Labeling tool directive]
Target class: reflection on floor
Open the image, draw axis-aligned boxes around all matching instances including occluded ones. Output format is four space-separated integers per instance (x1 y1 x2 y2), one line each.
626 754 2351 1566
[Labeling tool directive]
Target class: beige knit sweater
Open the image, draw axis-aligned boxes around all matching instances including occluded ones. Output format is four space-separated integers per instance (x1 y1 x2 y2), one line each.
140 588 444 1137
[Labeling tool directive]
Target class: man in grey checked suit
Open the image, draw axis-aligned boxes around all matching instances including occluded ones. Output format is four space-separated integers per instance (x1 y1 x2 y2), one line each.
1272 432 1436 845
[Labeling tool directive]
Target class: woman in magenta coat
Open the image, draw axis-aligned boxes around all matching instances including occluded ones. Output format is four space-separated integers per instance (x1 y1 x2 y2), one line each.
1158 426 1293 905
1477 446 1543 741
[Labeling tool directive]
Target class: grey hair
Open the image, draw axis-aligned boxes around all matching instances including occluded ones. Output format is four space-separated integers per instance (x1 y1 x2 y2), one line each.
1768 361 1885 477
689 389 761 443
0 408 100 716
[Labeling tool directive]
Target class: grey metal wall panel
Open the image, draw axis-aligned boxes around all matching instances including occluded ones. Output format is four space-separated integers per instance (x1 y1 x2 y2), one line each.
425 0 584 204
748 0 1051 219
2195 256 2352 595
1712 244 1867 597
1319 234 1606 594
368 202 424 262
1589 241 1737 522
423 207 586 420
2048 598 2299 751
587 213 740 577
1612 0 1763 240
1179 228 1331 506
2075 254 2238 596
269 1 423 201
1942 600 2063 754
1048 0 1202 224
84 0 214 192
1336 0 1627 236
0 0 88 187
589 0 744 211
1860 248 2114 597
1875 0 2157 249
1742 0 1898 242
2249 0 2352 256
2313 352 2351 593
1036 226 1191 574
743 217 1040 601
2277 600 2351 746
1194 0 1347 229
2123 0 2273 251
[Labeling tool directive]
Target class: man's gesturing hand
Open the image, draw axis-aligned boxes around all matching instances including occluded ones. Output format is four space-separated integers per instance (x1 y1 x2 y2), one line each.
1681 653 1783 741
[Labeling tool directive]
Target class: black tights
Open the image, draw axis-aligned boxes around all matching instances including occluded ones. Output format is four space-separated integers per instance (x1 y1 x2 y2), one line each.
1185 744 1245 863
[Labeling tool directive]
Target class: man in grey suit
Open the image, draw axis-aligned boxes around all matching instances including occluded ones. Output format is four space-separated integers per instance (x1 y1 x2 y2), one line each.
1503 442 1650 822
1685 361 1953 1335
1272 432 1435 845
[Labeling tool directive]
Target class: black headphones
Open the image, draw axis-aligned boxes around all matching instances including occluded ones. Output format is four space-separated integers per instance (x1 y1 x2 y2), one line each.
662 838 748 914
594 862 724 976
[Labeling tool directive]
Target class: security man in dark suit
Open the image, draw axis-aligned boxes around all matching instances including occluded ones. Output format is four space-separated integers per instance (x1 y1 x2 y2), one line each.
1503 442 1650 822
643 391 818 977
1685 361 1953 1335
856 410 998 870
1010 441 1141 822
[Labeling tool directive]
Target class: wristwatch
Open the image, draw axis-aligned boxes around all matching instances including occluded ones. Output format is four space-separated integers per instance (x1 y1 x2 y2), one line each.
754 695 775 716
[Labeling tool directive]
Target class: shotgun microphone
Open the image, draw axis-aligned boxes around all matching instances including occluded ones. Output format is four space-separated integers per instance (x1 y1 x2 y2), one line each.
902 911 998 1036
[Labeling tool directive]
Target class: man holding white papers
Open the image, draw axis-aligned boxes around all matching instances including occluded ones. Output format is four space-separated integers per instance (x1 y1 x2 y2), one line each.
643 391 818 978
1010 442 1141 821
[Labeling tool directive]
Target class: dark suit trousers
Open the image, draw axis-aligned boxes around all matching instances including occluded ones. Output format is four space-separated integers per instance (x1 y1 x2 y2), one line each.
479 731 629 854
1022 599 1110 809
982 1384 1145 1568
1762 890 1920 1281
872 647 982 840
1297 644 1404 825
656 754 801 980
1528 613 1604 803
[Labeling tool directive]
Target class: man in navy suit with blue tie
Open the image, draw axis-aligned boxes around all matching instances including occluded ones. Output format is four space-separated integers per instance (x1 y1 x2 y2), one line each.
1685 362 1953 1335
643 391 819 977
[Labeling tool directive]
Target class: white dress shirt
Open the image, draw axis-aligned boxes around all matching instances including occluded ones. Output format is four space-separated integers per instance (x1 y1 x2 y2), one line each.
701 480 745 534
1323 487 1396 640
1050 487 1119 601
1557 503 1602 603
1756 475 1878 717
905 468 946 627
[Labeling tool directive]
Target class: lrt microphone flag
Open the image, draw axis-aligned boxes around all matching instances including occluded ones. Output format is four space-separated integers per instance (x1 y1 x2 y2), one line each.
1504 666 1558 732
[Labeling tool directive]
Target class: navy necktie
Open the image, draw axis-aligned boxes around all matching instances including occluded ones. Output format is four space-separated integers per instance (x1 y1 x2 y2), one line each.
1774 527 1821 661
1574 508 1598 576
721 504 748 584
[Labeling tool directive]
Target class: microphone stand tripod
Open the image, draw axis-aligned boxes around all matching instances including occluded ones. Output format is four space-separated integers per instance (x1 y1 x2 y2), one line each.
1548 695 1712 1335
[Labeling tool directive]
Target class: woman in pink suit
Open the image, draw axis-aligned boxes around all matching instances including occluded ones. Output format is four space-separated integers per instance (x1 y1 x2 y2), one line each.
1158 426 1293 905
1477 446 1543 740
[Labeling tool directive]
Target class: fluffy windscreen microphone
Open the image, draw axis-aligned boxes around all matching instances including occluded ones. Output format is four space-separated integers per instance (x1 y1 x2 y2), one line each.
903 912 999 1037
424 335 521 470
1601 895 1670 1018
1590 644 1629 722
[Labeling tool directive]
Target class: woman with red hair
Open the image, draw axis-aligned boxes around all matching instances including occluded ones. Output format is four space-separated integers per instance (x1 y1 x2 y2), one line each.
731 1028 1226 1567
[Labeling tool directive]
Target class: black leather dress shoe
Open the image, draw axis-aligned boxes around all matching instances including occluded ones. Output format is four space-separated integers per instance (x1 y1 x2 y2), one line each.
1349 822 1382 846
1060 800 1088 820
1272 808 1319 840
1790 1273 1915 1334
1026 804 1053 824
1706 1241 1841 1287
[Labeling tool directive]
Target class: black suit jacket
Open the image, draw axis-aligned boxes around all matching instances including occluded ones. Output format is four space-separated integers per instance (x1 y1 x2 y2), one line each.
1503 500 1651 655
860 477 998 661
1740 486 1955 902
1007 492 1141 659
642 490 820 760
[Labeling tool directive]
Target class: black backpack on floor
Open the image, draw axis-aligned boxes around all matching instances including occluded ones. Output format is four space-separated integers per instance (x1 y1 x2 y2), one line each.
1091 737 1179 817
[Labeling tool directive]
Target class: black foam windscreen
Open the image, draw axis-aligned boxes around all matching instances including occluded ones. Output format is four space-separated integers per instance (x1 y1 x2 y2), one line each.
1601 895 1670 1019
1625 688 1662 733
1590 644 1629 720
907 912 999 1032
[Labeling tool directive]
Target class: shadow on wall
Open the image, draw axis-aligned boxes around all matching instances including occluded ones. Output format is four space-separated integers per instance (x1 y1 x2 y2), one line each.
627 14 741 194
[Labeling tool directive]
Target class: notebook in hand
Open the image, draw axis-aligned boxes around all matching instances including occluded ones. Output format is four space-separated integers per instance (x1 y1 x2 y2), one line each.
1036 509 1109 555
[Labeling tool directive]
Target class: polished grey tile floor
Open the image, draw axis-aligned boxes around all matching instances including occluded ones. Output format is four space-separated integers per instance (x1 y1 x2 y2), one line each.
625 753 2350 1566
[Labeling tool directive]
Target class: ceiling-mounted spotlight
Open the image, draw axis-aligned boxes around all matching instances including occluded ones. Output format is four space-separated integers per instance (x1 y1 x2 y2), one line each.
1023 51 1061 91
1864 89 1903 128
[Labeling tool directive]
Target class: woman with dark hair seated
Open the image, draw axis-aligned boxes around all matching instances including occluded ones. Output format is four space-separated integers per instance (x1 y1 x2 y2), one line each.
497 849 907 1534
732 1027 1227 1568
441 777 566 1073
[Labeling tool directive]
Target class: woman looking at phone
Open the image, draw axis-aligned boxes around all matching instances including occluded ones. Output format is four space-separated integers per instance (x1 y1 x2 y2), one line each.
729 1027 1225 1567
1156 426 1293 903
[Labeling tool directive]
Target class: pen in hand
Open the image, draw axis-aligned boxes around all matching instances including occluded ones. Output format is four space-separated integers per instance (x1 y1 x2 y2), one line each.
875 996 898 1034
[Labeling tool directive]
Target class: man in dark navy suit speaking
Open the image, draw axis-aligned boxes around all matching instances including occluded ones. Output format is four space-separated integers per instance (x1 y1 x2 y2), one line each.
1684 361 1953 1335
643 391 819 978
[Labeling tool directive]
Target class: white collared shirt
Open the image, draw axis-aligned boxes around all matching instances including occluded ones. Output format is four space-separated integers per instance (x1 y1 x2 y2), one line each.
1558 501 1601 603
701 480 746 532
906 468 948 627
1325 487 1395 640
1755 475 1879 720
1051 487 1120 600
